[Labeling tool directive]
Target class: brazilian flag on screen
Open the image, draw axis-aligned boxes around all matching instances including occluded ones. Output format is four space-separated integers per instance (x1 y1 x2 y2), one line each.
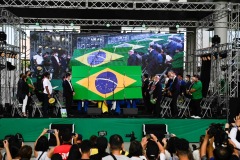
72 66 142 100
70 47 132 67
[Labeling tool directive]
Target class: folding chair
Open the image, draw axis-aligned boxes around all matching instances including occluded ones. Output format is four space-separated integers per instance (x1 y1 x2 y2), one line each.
31 94 43 117
160 97 172 117
177 97 191 118
11 96 23 117
201 97 214 118
53 92 64 116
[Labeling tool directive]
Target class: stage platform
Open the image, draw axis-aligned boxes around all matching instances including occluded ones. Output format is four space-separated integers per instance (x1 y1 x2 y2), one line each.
0 118 226 142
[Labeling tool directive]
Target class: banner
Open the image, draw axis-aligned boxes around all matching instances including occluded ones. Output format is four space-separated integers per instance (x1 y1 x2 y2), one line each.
72 66 142 100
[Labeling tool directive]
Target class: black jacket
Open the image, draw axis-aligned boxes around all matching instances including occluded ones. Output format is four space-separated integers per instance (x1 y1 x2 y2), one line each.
152 81 162 100
142 78 149 95
63 80 74 97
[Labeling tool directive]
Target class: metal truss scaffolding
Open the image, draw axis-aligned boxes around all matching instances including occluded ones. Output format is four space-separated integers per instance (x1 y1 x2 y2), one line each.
23 18 200 28
195 3 240 119
0 1 228 11
0 8 24 111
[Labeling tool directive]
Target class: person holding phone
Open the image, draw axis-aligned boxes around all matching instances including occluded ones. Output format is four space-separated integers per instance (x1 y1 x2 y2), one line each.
34 128 60 160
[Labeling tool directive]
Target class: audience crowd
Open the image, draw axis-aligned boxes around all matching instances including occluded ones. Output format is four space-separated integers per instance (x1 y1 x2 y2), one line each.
1 114 240 160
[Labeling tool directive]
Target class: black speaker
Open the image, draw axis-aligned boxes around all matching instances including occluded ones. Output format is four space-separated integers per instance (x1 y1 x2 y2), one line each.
0 32 7 41
229 97 240 123
87 108 101 115
123 108 138 115
143 124 168 140
48 123 74 146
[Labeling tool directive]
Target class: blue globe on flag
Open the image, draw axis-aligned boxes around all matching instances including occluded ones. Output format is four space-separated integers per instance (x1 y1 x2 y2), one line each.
95 71 118 94
87 51 106 66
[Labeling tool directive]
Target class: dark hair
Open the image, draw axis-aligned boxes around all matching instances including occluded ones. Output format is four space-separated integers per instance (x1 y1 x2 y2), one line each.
22 75 27 80
35 136 49 152
109 134 123 151
177 73 183 77
80 140 91 153
5 135 22 158
96 136 108 153
128 140 143 157
61 128 72 142
143 74 148 78
166 137 179 157
65 73 71 78
186 75 191 79
193 74 200 80
68 144 81 160
90 135 98 148
43 72 50 77
146 140 159 160
19 145 32 160
20 73 24 78
175 138 190 156
51 153 63 160
213 145 233 160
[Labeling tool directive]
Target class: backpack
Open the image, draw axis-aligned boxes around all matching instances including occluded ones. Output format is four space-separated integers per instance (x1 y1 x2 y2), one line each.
135 53 142 66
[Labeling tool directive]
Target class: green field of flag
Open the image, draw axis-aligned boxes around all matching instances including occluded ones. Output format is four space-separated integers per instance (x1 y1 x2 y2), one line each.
72 66 142 100
70 47 131 67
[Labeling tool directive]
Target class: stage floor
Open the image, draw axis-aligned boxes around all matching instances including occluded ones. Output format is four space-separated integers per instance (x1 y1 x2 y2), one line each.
0 117 226 142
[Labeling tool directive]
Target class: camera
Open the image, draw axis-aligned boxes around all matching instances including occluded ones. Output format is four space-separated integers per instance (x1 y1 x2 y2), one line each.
126 131 137 141
164 134 172 140
98 131 107 137
47 129 55 134
208 123 228 147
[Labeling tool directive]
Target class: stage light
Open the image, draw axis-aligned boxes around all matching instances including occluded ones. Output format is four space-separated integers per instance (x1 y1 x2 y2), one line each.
38 45 42 48
213 52 218 60
58 48 62 50
106 23 110 27
221 65 228 71
219 50 228 59
45 46 48 49
0 32 7 42
142 24 146 28
70 22 74 27
35 22 40 26
176 24 180 28
212 35 221 47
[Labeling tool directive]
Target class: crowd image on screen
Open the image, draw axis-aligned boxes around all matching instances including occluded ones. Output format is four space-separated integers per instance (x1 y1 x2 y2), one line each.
2 116 240 160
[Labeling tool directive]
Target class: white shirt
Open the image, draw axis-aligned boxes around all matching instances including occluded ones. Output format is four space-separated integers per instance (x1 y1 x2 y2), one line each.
103 155 130 160
192 150 200 160
67 80 73 91
165 55 172 63
36 151 51 160
33 54 44 65
165 150 178 160
54 55 60 63
43 78 52 94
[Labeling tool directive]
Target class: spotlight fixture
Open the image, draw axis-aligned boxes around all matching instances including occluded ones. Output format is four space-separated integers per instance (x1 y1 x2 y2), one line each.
212 35 221 44
35 22 40 26
142 24 146 28
70 22 74 27
176 24 180 28
219 50 228 59
213 52 218 60
106 23 110 27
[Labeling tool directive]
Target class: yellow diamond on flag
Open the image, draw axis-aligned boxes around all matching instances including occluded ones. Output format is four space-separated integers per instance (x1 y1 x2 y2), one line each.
75 49 123 67
76 68 136 98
